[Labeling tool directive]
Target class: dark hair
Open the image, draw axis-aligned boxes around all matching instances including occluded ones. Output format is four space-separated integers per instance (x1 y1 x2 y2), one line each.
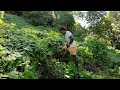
59 26 66 31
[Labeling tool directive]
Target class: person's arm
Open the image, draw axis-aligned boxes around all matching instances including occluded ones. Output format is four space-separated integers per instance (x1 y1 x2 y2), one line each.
66 35 74 48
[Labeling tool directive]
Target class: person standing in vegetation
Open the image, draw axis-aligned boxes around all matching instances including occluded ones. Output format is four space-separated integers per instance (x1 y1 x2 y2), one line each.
59 26 78 67
0 11 5 19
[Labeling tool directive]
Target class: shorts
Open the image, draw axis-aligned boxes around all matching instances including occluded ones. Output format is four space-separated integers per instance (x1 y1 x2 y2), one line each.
63 45 77 55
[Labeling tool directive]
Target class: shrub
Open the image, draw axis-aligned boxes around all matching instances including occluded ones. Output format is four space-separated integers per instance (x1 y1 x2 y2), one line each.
77 46 93 63
7 11 23 16
22 11 54 26
64 62 93 79
42 59 65 79
84 36 109 67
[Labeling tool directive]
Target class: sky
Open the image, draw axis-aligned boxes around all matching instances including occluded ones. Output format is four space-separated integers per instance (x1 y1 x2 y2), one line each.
75 18 88 27
74 15 88 28
74 11 88 28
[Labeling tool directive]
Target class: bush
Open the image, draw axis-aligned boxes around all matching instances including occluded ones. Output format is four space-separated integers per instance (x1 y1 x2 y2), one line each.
22 11 54 26
84 36 109 67
64 62 93 79
7 11 23 16
41 59 66 79
77 46 93 63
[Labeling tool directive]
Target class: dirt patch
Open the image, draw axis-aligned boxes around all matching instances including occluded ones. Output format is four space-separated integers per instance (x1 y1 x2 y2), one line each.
83 61 102 73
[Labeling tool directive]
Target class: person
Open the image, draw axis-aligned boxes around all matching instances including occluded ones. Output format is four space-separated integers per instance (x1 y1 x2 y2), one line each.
0 11 5 19
59 26 78 67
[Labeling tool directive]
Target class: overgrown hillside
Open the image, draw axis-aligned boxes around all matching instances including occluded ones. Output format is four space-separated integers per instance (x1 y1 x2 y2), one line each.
0 13 120 79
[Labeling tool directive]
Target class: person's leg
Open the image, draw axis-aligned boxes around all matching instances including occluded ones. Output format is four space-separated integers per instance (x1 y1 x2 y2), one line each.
60 45 67 62
60 45 67 55
68 45 78 68
72 55 78 68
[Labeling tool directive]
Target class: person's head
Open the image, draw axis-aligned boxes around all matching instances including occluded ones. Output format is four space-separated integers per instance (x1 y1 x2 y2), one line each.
59 26 66 35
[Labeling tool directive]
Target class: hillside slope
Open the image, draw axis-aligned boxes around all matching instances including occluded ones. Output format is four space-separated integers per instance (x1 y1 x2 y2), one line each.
0 14 120 79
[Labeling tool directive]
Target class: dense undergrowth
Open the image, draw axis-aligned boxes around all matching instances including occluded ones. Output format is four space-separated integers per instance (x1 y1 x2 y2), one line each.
0 14 120 79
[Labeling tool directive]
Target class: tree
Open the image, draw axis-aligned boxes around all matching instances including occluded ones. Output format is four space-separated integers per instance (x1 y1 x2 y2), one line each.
90 17 112 39
54 11 75 32
75 11 107 36
85 11 107 27
107 11 120 49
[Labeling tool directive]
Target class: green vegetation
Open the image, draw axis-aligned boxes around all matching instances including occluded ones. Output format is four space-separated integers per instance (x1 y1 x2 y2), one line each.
0 11 120 79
